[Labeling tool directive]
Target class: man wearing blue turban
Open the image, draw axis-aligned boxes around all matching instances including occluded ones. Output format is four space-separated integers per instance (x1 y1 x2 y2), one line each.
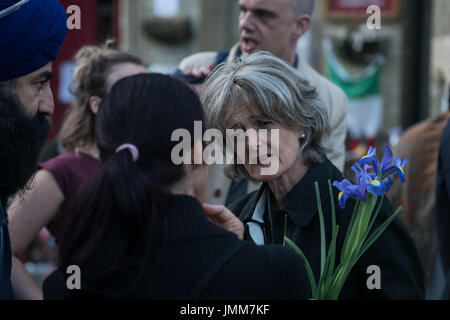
0 0 67 299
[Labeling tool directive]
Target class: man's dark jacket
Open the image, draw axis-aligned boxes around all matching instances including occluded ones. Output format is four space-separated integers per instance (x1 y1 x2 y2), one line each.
435 119 450 298
0 201 13 300
228 159 425 300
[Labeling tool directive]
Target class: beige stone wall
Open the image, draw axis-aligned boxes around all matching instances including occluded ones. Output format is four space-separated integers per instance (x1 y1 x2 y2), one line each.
118 0 239 73
313 0 404 136
431 0 450 37
119 0 201 72
198 0 240 51
430 0 450 116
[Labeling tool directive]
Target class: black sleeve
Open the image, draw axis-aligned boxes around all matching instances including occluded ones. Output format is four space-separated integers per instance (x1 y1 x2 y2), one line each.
439 121 450 200
262 245 311 300
436 120 450 271
42 269 72 300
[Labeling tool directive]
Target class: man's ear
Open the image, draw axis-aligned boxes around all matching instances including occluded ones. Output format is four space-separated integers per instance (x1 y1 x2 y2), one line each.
292 14 311 40
88 96 101 114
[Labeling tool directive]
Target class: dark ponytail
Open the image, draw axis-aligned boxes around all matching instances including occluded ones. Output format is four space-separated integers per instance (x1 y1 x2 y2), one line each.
58 74 207 297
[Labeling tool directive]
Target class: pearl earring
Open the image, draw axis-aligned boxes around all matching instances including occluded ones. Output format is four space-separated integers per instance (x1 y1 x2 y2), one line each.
301 134 306 139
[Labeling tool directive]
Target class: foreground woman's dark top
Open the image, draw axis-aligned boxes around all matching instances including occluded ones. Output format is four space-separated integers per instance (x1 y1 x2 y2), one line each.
229 159 425 300
43 195 310 300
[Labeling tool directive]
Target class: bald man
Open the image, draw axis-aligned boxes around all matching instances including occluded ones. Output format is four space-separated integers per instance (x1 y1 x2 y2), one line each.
0 0 67 299
176 0 348 206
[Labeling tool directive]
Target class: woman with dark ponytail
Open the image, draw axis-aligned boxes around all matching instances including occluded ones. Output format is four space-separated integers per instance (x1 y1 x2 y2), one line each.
43 73 310 300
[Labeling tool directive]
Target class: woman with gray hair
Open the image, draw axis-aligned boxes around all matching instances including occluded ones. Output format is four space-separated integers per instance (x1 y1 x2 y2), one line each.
201 51 424 300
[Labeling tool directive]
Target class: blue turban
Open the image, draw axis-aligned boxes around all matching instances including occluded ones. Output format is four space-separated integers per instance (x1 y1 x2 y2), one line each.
0 0 68 81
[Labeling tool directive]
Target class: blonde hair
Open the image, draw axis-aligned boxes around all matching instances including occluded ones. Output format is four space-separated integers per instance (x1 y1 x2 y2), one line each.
201 51 329 179
59 41 144 151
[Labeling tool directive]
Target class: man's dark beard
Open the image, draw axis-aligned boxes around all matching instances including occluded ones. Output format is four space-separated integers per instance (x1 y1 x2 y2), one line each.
0 91 50 204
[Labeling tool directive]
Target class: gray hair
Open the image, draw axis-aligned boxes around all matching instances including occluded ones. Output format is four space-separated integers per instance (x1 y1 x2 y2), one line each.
201 51 330 179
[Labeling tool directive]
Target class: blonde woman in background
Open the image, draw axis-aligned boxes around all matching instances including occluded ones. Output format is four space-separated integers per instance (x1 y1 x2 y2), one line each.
8 42 148 300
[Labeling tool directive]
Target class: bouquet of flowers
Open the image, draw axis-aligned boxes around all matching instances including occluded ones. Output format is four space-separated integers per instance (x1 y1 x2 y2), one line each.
285 145 407 300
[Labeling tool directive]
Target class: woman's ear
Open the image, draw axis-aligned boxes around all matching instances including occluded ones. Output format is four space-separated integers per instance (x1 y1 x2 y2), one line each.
88 96 101 114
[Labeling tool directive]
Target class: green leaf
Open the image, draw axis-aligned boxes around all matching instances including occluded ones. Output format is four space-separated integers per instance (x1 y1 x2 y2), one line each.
328 264 346 299
316 181 339 299
328 180 336 232
354 206 403 263
343 194 377 264
343 208 364 263
321 226 339 299
341 199 360 264
349 194 378 259
284 236 317 298
331 198 379 298
354 195 385 259
354 196 374 247
330 263 355 299
315 182 326 278
366 195 385 236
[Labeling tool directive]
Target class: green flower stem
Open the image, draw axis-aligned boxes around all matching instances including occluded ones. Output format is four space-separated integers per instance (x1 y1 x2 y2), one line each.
284 237 317 297
354 194 378 246
328 194 378 299
315 182 326 278
341 200 360 264
328 264 347 299
345 194 378 264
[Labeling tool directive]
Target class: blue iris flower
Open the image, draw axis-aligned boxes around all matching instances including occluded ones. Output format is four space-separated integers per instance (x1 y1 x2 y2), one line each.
362 146 376 160
358 147 380 174
351 163 374 199
333 179 359 209
367 177 393 196
378 146 408 181
380 145 394 176
393 158 407 182
333 145 407 209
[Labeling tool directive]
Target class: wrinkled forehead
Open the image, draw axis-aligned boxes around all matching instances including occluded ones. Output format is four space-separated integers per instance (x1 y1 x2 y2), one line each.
225 97 265 127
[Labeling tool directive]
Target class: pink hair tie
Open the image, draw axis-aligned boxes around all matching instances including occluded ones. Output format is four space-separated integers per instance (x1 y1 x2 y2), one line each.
115 144 139 162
